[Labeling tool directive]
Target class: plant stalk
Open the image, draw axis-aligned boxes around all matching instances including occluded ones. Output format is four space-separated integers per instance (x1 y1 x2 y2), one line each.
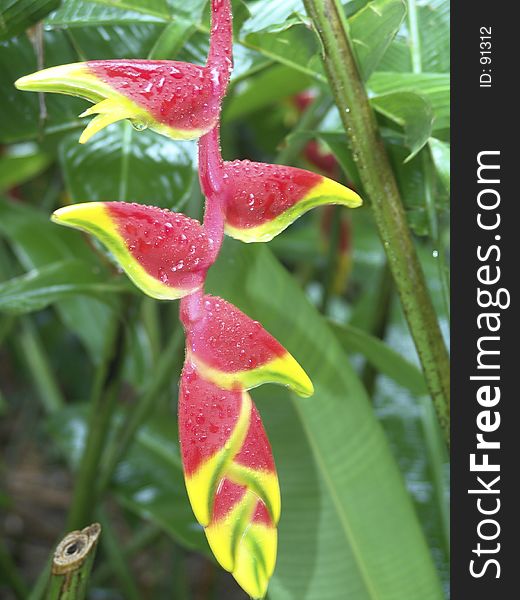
303 0 450 443
45 523 101 600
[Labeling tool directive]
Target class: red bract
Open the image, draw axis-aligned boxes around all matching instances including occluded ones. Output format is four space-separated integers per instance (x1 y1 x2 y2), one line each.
222 159 361 242
88 59 222 132
181 294 313 397
15 0 233 143
19 1 363 597
304 139 340 179
52 202 214 299
179 365 279 599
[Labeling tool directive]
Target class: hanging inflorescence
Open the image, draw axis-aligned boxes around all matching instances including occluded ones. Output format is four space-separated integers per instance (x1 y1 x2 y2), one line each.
16 1 362 597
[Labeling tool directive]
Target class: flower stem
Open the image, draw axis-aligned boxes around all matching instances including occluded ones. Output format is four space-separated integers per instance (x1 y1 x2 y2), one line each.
0 539 29 600
199 126 226 259
207 0 234 94
303 0 450 444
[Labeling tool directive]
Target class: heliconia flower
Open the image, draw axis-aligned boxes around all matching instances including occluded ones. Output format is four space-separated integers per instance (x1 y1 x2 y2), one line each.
14 0 233 144
51 202 215 300
16 60 223 143
221 160 362 243
181 294 313 397
179 365 279 599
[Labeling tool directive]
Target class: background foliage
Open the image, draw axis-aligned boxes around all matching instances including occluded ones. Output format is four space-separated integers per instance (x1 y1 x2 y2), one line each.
0 0 449 599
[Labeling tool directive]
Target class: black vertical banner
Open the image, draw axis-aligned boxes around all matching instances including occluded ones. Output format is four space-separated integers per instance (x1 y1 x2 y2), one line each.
451 2 517 598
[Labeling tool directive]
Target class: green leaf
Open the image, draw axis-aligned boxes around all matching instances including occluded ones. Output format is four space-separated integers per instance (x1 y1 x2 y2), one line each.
45 0 208 26
244 20 322 81
0 146 51 192
368 72 449 132
0 196 114 360
65 22 164 59
225 64 312 122
0 32 84 144
428 137 450 193
45 0 170 25
0 0 60 41
412 0 449 73
316 131 364 190
147 18 197 59
236 0 406 85
205 240 443 600
112 416 209 553
240 0 305 35
59 122 196 209
329 321 427 396
376 0 449 74
370 91 433 160
349 0 406 80
0 259 127 315
0 196 98 269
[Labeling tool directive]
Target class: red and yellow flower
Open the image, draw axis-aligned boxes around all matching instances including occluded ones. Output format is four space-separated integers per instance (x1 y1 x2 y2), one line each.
15 2 365 597
15 0 233 144
222 160 362 242
178 364 279 599
52 202 214 300
181 294 313 397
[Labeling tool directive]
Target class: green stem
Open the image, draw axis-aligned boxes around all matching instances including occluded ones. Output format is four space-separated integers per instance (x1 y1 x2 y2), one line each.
420 396 450 555
0 243 63 414
303 0 450 443
360 262 394 397
141 298 162 361
67 313 126 530
28 558 52 600
407 0 422 74
320 206 342 314
45 524 101 600
16 318 64 414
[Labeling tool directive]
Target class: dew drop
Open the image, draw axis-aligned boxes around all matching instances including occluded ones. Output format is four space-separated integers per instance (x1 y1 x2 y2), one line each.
131 120 148 132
